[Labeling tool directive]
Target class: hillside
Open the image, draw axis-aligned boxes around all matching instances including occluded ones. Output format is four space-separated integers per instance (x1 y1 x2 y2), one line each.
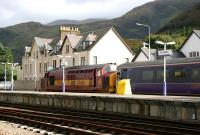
0 0 199 63
158 3 200 34
79 0 200 38
46 18 108 26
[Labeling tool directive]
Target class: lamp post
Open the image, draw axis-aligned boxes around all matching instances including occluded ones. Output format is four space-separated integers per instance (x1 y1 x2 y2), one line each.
155 41 175 96
136 23 151 61
1 63 6 90
30 59 37 91
57 55 71 92
7 63 19 91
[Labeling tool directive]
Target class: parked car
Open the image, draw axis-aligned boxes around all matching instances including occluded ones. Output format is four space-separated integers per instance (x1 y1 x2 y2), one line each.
0 81 11 90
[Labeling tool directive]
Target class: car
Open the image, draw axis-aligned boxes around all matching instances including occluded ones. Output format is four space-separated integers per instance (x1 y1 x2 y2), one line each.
0 81 11 90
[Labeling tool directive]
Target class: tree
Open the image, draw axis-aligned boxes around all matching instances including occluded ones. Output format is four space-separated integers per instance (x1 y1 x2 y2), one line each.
0 42 13 81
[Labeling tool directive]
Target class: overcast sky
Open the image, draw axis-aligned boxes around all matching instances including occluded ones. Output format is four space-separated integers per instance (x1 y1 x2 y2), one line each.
0 0 154 27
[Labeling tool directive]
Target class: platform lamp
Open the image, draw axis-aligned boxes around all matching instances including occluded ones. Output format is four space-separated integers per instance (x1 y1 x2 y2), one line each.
155 41 175 96
57 55 71 92
136 23 151 61
7 62 19 91
1 63 6 90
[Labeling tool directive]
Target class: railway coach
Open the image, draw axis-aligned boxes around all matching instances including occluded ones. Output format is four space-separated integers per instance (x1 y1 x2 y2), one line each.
41 64 117 93
118 57 200 95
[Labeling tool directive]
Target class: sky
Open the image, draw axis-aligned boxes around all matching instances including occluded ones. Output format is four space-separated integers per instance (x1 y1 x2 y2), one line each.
0 0 154 27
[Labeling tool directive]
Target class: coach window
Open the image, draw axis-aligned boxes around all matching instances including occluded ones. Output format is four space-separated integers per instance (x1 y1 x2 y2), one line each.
156 70 169 81
142 70 153 81
173 69 187 81
191 68 200 80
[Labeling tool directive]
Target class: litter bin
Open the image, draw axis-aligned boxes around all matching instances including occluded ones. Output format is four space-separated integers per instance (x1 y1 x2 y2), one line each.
116 79 132 95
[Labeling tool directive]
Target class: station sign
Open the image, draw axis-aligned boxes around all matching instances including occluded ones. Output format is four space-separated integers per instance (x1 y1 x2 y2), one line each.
158 50 173 56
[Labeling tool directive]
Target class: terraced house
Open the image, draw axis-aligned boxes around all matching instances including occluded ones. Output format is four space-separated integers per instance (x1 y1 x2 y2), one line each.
22 26 134 81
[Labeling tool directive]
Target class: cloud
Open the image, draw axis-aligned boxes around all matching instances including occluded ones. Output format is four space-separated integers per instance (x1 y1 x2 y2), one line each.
0 0 154 27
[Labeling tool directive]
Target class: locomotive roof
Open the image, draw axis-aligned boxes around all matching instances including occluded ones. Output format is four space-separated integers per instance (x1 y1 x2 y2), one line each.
118 57 200 69
65 64 109 71
53 64 110 71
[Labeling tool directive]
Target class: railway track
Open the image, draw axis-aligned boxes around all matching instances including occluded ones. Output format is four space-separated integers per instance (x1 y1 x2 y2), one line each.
0 103 200 135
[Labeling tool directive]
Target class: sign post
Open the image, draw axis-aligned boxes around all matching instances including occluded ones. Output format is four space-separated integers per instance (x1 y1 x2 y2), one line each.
156 41 175 96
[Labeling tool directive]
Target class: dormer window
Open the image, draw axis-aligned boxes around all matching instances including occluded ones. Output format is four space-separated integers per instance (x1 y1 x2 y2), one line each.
190 51 199 57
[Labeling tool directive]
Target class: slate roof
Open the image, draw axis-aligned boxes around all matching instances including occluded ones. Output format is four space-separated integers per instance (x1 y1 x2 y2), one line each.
66 34 83 49
75 27 111 52
119 57 200 69
194 30 200 38
33 37 54 53
132 47 185 62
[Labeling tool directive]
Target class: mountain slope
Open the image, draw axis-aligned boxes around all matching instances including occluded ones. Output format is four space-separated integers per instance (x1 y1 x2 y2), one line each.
46 18 108 26
0 0 199 63
158 3 200 34
78 0 199 38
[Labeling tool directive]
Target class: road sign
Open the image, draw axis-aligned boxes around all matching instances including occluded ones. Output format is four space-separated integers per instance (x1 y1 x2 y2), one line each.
158 50 173 56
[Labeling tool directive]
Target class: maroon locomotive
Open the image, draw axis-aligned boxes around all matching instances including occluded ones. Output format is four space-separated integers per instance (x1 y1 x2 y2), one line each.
41 64 117 93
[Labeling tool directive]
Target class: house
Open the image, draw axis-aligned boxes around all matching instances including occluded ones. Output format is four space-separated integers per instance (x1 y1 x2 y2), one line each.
22 26 134 81
179 30 200 58
133 44 185 62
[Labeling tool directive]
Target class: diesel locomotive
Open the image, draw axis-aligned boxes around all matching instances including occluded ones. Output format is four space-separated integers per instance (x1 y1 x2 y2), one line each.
41 64 117 93
118 57 200 95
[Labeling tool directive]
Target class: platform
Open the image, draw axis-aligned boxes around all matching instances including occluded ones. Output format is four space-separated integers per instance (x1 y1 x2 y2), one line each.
0 91 199 122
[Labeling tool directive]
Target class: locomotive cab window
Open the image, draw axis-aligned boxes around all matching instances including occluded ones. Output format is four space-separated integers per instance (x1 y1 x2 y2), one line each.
97 70 101 77
49 76 55 85
103 65 111 74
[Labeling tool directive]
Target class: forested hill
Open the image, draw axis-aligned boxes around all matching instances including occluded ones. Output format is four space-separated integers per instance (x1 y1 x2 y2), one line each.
158 3 200 34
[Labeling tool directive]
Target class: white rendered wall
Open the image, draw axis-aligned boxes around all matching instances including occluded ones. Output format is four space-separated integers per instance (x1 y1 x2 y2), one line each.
89 29 134 66
134 52 148 62
180 33 200 57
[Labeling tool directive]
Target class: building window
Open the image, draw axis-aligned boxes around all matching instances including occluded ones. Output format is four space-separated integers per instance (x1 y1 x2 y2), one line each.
30 64 32 74
59 59 62 67
81 57 85 66
44 63 47 72
39 63 42 73
45 50 47 57
190 51 200 57
73 58 75 67
93 56 97 64
36 51 38 59
25 64 28 74
66 45 69 53
125 58 129 63
53 60 56 68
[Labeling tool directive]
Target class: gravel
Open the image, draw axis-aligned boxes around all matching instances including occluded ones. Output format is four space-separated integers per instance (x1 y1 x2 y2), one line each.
0 121 43 135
